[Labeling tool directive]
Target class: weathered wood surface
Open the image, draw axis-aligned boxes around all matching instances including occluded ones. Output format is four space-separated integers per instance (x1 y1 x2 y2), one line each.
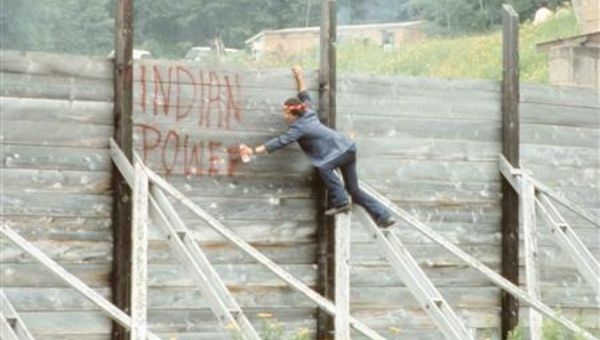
501 6 521 336
2 235 596 269
1 121 113 147
337 95 501 121
0 52 115 339
5 286 553 311
0 216 526 246
0 169 111 194
520 84 600 108
520 102 600 128
0 50 113 79
2 51 599 339
19 308 317 336
518 81 600 334
132 108 289 133
336 71 599 337
1 72 113 101
2 216 112 241
521 144 600 168
0 145 111 171
522 124 600 149
0 193 113 217
0 97 113 124
131 162 149 340
12 303 600 333
122 61 324 337
355 138 501 162
340 116 501 141
133 61 319 90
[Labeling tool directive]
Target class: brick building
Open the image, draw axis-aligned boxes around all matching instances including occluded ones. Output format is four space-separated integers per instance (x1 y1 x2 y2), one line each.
538 0 600 88
246 21 424 58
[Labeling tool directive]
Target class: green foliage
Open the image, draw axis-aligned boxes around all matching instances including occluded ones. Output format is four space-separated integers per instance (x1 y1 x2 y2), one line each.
1 0 113 56
254 315 312 340
218 5 577 84
506 314 592 340
338 0 411 24
0 0 580 81
507 323 525 340
0 0 320 57
404 0 565 35
337 6 576 83
404 0 501 35
259 318 285 340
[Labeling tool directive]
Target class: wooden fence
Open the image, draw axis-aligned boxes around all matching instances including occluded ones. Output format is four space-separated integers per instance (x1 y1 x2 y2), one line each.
0 51 115 339
0 51 598 339
519 84 600 335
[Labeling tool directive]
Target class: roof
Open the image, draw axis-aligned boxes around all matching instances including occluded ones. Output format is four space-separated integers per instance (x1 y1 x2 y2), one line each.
536 31 600 52
245 21 423 44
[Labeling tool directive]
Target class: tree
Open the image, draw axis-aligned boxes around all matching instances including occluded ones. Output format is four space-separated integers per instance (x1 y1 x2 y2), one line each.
133 0 319 57
0 0 112 56
404 0 562 35
338 0 411 25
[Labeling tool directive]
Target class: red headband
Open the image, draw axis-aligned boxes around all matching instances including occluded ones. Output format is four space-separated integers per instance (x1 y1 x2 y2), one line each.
284 103 305 111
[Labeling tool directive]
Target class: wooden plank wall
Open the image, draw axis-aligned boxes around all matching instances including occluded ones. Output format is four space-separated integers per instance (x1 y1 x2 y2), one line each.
0 51 115 339
519 84 600 336
131 60 319 339
336 74 505 340
335 74 599 339
1 51 598 340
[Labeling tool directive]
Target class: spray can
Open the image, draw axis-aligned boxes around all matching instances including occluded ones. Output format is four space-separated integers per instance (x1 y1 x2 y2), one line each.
241 154 252 163
239 144 253 163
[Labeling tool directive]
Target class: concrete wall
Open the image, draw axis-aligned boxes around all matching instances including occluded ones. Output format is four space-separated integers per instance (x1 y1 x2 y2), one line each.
572 0 599 33
548 44 600 88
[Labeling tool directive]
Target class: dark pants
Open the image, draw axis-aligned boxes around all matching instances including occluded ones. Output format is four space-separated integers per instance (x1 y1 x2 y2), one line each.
318 148 392 224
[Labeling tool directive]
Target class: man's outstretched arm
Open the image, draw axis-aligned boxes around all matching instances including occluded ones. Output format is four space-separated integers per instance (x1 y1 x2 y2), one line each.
241 125 302 157
292 65 306 93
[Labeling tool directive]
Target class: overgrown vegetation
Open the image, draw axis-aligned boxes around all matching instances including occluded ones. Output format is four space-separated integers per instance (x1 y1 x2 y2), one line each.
340 5 578 82
226 6 579 83
236 314 311 340
0 1 579 83
507 316 592 340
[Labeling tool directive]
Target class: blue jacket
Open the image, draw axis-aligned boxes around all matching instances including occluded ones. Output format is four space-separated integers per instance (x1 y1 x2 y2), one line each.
264 91 356 168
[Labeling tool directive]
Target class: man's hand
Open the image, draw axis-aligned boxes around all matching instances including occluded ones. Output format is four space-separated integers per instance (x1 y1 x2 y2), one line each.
239 144 253 157
291 65 306 92
292 65 303 78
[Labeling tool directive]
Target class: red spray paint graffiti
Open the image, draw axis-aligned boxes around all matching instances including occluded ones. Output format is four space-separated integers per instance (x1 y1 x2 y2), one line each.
138 65 242 129
135 124 241 177
136 64 244 177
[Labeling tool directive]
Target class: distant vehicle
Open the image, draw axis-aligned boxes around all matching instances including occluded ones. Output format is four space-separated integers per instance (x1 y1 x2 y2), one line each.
107 49 153 60
184 46 240 61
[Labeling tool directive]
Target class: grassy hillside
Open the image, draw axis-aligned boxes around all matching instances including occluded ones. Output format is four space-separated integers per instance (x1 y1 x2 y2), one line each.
335 6 580 83
230 6 580 83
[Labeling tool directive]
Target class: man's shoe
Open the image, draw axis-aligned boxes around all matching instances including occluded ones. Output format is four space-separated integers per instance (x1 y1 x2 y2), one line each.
324 203 351 216
377 217 396 230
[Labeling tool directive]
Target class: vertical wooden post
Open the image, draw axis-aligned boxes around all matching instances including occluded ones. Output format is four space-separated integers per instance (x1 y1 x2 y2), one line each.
501 4 520 339
112 0 134 339
520 177 542 340
319 0 337 125
315 175 333 340
131 161 149 340
334 212 351 339
316 0 337 339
